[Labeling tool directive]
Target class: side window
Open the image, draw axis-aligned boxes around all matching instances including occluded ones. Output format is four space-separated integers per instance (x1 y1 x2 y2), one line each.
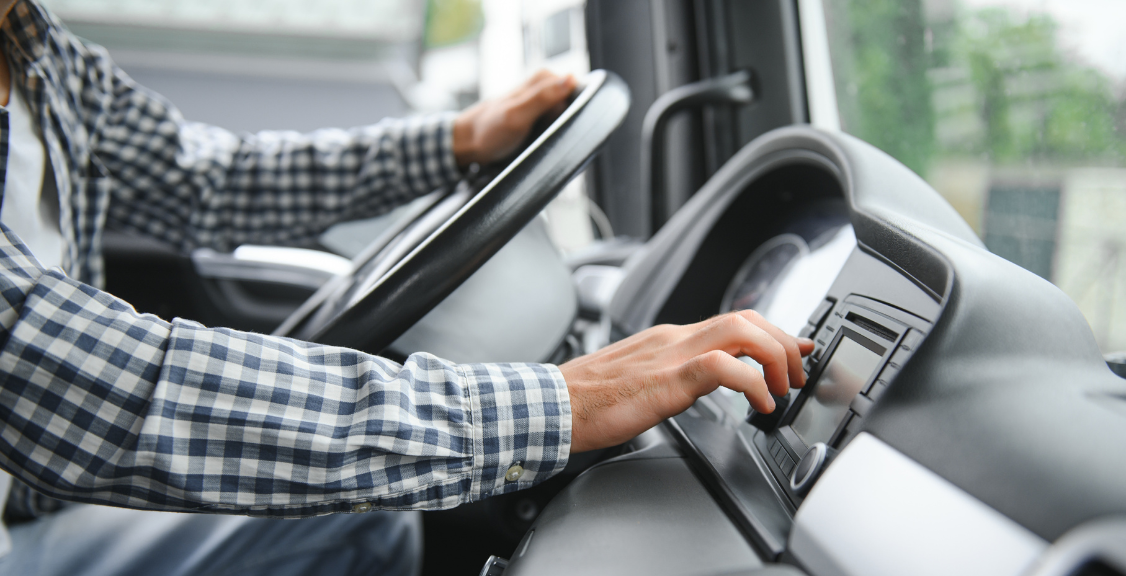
818 0 1126 353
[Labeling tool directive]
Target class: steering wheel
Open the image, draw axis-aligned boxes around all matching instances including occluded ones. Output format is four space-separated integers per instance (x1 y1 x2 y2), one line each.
273 70 630 355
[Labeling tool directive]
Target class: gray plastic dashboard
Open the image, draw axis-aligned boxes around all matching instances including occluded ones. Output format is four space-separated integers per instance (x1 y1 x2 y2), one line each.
500 126 1126 576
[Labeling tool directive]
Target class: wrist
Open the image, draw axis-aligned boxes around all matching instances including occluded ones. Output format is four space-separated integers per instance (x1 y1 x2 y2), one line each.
559 362 596 453
452 112 479 167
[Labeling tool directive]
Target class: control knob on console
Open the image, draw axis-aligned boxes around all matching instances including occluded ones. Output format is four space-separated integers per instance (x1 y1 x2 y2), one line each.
790 442 837 496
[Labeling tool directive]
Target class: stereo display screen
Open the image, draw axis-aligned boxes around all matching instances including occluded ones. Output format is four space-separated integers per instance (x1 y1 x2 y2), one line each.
790 336 884 445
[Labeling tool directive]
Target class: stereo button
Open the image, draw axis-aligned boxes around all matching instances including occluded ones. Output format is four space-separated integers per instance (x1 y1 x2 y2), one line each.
780 455 796 476
808 299 834 327
868 380 889 401
849 394 874 418
901 329 925 351
888 348 913 370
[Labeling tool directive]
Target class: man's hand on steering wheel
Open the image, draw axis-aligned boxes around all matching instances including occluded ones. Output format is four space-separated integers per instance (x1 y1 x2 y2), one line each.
561 311 815 453
453 70 578 167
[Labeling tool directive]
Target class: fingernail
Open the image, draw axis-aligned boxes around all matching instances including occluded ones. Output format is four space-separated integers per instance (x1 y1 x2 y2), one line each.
799 337 814 346
766 395 776 413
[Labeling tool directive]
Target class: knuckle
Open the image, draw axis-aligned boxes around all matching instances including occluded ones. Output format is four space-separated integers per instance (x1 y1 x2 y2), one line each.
685 352 723 384
702 351 733 378
716 313 748 331
679 359 702 384
702 349 727 367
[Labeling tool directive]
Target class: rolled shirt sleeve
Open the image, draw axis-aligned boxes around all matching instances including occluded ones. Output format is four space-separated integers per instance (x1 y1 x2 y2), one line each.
0 227 571 517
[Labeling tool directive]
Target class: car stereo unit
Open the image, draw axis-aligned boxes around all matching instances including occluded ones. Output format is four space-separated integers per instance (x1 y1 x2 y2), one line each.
752 295 930 503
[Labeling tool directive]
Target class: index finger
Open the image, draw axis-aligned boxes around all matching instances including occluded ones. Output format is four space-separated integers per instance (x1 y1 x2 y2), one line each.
736 310 814 388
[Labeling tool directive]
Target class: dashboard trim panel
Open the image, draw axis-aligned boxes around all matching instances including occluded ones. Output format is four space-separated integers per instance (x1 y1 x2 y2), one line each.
790 433 1046 576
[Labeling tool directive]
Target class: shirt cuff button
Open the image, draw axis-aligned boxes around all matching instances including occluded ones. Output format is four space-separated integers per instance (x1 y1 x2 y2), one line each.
351 502 372 513
504 464 525 482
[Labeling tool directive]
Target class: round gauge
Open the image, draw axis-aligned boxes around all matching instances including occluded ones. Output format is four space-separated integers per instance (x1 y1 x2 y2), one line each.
721 233 809 313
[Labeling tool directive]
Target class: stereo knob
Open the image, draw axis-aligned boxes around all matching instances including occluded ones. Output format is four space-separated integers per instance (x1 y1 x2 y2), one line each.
790 442 836 496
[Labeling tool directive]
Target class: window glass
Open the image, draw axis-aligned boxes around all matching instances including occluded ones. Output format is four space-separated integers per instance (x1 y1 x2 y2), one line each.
541 8 572 58
822 0 1126 353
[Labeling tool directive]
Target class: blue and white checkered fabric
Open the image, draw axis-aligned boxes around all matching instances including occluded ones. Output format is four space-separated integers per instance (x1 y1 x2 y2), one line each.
3 0 464 287
0 0 573 521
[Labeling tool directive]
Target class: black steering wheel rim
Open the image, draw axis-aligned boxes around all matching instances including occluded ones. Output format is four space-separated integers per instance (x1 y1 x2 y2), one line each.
282 70 630 355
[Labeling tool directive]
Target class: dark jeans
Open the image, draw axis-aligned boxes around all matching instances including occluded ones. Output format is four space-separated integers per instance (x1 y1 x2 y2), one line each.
0 504 420 576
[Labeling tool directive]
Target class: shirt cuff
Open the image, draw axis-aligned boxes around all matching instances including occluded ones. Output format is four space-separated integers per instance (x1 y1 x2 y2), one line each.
461 362 572 501
399 112 464 194
435 112 465 184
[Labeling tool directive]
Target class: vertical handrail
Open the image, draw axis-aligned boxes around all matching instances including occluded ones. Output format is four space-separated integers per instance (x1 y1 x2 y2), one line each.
640 69 755 232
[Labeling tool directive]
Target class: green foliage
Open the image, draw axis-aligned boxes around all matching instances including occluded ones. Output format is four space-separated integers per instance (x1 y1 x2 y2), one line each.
826 1 1126 171
953 9 1125 163
826 0 935 175
424 0 483 49
1043 71 1124 160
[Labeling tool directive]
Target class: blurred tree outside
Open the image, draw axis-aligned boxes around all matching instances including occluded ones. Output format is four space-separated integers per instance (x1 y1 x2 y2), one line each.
412 0 484 112
825 0 1126 170
825 0 935 176
951 9 1125 163
823 0 1126 352
425 0 484 49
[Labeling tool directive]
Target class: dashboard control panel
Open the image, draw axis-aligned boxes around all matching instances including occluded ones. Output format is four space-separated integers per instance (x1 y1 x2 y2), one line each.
752 295 930 504
667 240 945 558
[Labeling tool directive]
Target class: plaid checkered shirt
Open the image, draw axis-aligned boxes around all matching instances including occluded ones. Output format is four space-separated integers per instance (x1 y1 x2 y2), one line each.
0 0 572 536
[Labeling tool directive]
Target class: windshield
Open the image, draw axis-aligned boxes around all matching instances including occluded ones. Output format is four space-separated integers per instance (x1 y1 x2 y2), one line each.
819 0 1126 354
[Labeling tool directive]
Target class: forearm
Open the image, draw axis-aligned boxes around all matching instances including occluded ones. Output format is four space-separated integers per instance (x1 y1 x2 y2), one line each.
0 227 570 517
101 109 464 252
